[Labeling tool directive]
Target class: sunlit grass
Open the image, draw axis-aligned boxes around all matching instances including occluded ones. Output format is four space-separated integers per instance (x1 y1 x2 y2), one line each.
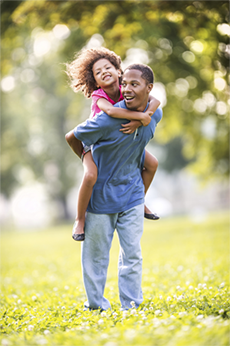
0 212 229 346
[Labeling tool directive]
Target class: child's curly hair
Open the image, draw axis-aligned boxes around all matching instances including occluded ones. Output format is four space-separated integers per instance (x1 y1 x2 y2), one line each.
66 47 122 98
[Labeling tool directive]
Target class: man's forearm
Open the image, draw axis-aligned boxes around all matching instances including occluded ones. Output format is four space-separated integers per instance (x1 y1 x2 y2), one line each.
65 130 83 158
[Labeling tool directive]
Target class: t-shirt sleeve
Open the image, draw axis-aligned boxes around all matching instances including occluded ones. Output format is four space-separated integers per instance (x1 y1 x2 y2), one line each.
73 117 103 146
92 89 109 103
153 108 163 124
91 89 109 118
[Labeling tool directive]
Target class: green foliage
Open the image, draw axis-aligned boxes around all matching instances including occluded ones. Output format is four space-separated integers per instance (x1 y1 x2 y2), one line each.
0 213 229 345
156 136 194 172
1 1 229 213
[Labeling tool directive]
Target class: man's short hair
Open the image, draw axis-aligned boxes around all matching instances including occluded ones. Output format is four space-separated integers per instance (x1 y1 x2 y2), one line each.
124 64 154 84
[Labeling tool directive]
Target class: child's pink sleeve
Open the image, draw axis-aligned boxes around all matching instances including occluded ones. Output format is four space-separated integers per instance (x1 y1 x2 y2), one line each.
90 89 110 119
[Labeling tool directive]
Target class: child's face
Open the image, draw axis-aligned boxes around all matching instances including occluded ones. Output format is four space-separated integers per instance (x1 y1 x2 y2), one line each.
92 59 121 89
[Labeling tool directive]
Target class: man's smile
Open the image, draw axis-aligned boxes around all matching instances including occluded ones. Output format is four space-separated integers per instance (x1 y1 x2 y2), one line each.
124 95 135 101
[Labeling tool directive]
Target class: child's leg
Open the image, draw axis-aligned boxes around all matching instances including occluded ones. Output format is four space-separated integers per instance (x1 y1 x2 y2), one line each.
73 151 97 238
142 150 159 218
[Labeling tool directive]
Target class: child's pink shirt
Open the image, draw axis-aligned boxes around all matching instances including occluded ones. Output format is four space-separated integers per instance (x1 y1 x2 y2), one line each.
90 86 124 119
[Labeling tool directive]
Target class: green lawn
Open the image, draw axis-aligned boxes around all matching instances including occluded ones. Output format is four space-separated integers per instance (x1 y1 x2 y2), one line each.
0 212 229 346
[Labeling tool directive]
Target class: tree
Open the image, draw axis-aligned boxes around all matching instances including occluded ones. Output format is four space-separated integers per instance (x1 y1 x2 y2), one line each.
1 0 88 217
1 1 229 219
13 0 230 175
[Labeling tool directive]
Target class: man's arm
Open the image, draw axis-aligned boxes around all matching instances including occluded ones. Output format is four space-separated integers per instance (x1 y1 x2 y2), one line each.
66 117 104 155
65 130 83 159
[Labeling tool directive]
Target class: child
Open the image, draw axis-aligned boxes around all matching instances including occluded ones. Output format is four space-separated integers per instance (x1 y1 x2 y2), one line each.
65 47 160 241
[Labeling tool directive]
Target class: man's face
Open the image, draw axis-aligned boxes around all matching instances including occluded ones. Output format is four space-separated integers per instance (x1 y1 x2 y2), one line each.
121 69 153 112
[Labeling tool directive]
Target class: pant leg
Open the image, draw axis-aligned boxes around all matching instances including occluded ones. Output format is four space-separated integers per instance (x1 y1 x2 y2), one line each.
116 203 144 310
82 211 117 311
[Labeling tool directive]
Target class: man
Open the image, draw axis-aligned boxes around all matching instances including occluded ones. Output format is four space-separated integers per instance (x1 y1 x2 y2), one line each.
66 64 162 310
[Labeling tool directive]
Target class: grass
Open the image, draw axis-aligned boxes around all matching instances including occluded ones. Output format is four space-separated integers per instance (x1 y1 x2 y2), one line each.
0 212 229 346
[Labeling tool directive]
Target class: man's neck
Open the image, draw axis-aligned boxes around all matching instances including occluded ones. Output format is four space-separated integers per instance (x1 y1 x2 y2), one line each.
125 102 149 113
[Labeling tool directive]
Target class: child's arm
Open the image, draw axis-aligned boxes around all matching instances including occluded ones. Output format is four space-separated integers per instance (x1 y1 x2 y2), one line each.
65 130 83 159
119 120 142 134
147 95 161 116
119 96 161 134
97 98 152 126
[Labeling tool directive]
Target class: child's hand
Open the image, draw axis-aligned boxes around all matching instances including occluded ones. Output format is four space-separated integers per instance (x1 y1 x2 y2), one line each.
120 120 141 134
141 112 152 126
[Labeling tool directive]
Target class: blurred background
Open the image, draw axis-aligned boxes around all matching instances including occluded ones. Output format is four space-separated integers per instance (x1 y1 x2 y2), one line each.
1 0 229 229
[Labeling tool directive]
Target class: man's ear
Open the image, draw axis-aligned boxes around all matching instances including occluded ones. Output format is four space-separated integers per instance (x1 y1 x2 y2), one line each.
147 83 153 93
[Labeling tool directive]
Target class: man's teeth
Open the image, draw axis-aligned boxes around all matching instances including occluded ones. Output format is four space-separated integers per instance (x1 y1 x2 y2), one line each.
126 96 133 100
